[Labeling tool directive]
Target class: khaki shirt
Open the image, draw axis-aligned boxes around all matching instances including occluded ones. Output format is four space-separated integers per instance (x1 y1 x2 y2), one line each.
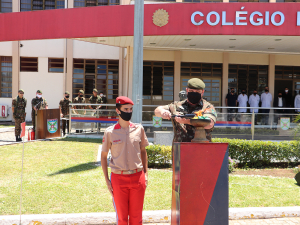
164 99 217 142
102 122 149 173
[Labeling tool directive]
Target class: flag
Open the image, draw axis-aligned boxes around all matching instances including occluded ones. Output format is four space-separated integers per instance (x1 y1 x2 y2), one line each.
20 122 26 138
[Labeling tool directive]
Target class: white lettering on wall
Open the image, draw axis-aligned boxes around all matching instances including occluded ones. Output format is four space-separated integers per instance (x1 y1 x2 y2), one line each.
250 11 263 26
222 11 233 26
207 11 220 26
191 11 204 26
236 7 247 26
297 12 300 26
271 11 285 26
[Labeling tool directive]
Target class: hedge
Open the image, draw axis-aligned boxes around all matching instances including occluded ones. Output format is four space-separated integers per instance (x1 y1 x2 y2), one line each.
145 138 300 168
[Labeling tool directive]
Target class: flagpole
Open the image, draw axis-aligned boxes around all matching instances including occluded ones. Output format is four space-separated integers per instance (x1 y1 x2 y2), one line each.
19 123 26 225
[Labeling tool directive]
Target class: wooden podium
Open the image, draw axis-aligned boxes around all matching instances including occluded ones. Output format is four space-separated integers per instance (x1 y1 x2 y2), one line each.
171 143 229 225
36 109 61 139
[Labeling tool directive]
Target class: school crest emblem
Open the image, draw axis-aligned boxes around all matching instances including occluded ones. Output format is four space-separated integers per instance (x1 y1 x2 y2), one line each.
153 116 162 128
280 117 290 130
47 119 58 133
153 9 169 27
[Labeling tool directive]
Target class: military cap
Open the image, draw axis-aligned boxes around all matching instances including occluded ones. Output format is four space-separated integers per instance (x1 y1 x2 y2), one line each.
79 90 84 94
37 90 42 94
93 88 98 93
187 78 205 90
65 91 70 95
116 96 134 105
18 89 24 93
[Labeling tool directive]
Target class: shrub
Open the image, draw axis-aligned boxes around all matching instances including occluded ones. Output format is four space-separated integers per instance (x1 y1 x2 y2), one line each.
228 157 237 173
146 138 300 168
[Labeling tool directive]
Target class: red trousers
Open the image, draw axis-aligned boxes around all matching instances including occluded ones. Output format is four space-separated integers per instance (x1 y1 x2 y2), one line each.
111 171 146 225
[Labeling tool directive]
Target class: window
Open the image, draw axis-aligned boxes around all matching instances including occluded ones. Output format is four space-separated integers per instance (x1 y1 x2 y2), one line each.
181 62 222 78
143 61 174 101
48 58 64 73
230 0 268 2
74 0 119 7
73 59 119 100
0 56 12 98
0 0 12 13
277 0 300 2
183 0 222 2
20 57 38 72
229 65 268 95
20 0 64 11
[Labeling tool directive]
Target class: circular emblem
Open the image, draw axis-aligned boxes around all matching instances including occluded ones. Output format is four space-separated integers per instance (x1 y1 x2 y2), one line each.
152 9 169 27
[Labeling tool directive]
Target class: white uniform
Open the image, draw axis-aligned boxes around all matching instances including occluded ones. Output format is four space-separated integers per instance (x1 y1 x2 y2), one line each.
237 94 248 113
294 94 300 112
261 92 272 108
249 94 260 113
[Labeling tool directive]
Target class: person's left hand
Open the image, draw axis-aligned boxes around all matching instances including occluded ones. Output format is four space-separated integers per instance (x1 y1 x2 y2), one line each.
175 117 191 125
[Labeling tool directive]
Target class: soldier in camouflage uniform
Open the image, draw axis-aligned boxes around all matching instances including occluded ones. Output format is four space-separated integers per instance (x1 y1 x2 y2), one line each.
31 90 48 132
155 78 217 142
89 88 101 132
12 89 27 142
59 91 72 136
73 90 86 133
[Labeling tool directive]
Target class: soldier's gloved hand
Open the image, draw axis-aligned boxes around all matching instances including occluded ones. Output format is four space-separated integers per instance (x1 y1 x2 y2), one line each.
161 110 171 120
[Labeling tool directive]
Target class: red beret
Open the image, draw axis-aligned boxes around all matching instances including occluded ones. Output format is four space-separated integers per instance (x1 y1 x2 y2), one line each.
116 96 134 105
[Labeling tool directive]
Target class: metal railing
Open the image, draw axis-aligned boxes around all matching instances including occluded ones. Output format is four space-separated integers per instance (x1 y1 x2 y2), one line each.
67 103 300 141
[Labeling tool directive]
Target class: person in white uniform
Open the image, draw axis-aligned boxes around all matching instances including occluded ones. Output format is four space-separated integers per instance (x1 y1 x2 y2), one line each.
249 90 260 124
260 86 272 125
249 90 260 113
237 89 248 113
294 90 300 113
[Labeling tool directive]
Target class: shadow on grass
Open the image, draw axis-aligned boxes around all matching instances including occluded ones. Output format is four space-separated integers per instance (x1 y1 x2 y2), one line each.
48 161 99 176
56 137 102 144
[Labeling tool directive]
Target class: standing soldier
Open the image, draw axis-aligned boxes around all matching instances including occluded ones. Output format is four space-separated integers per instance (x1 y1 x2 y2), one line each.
73 90 86 133
101 96 149 225
12 89 27 142
154 78 217 142
31 90 48 132
89 88 101 132
59 91 72 136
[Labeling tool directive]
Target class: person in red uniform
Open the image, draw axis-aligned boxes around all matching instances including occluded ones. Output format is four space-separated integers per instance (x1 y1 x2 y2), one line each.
101 96 149 225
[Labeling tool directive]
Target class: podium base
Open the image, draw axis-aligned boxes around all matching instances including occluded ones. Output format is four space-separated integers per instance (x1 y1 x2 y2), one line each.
171 142 229 225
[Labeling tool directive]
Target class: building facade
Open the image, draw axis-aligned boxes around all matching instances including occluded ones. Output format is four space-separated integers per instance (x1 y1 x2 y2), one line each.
0 0 299 121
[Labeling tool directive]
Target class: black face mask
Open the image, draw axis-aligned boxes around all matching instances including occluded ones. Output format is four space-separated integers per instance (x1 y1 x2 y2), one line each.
65 95 69 99
79 94 83 97
119 110 132 121
265 89 269 92
242 91 246 94
187 92 202 104
278 95 282 98
231 90 234 93
253 93 257 95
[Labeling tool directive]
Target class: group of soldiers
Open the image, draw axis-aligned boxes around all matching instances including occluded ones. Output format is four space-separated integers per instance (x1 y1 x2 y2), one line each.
12 88 107 141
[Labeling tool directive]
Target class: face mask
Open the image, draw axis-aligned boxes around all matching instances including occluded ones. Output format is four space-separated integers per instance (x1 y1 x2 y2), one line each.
265 89 269 92
100 94 103 97
187 92 202 104
285 90 288 93
253 93 257 95
242 91 246 94
37 94 42 98
278 95 282 98
80 94 83 97
65 95 69 99
231 90 234 93
119 110 132 121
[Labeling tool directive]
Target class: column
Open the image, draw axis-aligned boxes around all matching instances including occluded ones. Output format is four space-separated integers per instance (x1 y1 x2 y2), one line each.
222 52 229 113
174 51 181 101
269 54 275 104
118 48 124 96
12 0 19 97
66 39 73 96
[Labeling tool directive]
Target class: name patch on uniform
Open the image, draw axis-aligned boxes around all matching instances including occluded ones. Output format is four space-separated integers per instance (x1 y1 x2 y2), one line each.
112 139 122 144
102 137 105 143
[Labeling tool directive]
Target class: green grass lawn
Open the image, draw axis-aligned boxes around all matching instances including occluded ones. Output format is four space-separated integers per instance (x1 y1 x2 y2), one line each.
0 138 299 215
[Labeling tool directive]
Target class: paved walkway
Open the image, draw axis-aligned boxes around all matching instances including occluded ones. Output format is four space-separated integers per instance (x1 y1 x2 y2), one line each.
0 126 32 145
149 217 300 224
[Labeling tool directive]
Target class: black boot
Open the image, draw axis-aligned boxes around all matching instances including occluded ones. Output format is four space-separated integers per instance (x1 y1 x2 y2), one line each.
16 136 18 142
18 136 22 141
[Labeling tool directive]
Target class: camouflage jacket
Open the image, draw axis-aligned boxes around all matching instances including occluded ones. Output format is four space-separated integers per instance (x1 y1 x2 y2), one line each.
100 96 107 104
164 99 217 142
89 95 101 109
12 96 27 118
59 98 72 116
31 97 48 114
73 96 86 109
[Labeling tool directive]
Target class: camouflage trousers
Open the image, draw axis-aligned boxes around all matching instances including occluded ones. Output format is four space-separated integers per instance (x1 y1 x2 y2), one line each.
15 117 25 136
32 113 36 131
